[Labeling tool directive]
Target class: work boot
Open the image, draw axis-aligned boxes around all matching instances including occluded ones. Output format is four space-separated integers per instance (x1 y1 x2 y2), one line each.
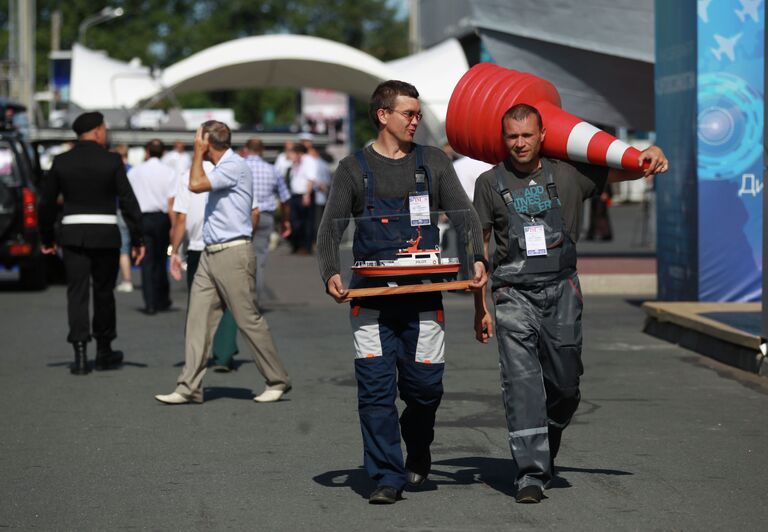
405 450 431 487
94 340 124 371
548 425 563 477
70 341 91 375
368 486 401 504
515 485 544 504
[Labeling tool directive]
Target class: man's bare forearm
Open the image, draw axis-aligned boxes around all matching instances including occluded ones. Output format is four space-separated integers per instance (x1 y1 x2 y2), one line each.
475 231 491 311
170 213 187 254
280 201 290 223
189 153 211 192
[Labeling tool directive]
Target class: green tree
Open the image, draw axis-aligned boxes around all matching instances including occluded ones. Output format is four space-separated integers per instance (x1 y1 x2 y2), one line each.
0 1 8 63
12 1 408 145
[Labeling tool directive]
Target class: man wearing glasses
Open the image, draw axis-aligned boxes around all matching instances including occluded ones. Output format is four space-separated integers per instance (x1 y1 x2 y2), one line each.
316 80 487 504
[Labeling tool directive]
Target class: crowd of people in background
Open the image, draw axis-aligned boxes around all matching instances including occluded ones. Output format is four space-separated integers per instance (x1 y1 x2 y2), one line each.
40 120 633 334
101 133 337 303
39 112 323 384
44 127 629 303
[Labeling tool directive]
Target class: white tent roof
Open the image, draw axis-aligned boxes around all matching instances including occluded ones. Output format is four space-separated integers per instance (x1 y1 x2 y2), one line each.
70 43 159 110
160 35 393 99
386 38 468 123
69 35 469 137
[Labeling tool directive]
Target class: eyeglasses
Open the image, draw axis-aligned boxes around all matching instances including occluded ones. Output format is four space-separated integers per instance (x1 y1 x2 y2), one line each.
389 109 423 122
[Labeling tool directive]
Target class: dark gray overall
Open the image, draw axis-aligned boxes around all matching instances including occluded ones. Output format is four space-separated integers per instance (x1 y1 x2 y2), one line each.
492 159 584 490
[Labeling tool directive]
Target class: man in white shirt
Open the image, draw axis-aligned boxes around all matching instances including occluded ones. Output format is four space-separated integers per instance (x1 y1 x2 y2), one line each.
127 139 177 314
273 141 294 180
299 135 333 239
453 155 492 202
287 143 316 254
161 140 192 176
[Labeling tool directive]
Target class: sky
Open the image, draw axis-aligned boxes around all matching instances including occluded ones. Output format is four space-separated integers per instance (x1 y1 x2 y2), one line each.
390 0 410 20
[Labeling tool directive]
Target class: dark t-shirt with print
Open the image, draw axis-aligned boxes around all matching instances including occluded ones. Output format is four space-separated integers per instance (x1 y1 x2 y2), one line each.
472 157 608 271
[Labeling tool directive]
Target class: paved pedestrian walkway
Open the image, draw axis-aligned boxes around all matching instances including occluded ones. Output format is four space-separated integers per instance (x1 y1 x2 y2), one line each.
1 246 766 530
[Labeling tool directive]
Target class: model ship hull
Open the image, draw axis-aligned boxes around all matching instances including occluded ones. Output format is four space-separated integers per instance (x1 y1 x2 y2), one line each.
352 263 461 277
352 229 460 278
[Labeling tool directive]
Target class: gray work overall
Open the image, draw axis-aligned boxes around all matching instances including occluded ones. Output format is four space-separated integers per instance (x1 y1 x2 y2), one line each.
492 159 584 490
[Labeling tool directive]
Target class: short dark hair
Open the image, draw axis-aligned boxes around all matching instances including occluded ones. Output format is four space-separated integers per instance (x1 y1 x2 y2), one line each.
368 80 419 130
202 120 231 150
146 139 165 158
245 138 264 153
501 104 543 131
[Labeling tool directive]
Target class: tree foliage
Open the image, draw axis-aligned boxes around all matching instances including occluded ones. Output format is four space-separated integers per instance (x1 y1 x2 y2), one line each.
25 0 407 141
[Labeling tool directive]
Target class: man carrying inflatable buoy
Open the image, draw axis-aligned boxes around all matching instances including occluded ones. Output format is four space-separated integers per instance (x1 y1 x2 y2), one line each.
472 102 668 503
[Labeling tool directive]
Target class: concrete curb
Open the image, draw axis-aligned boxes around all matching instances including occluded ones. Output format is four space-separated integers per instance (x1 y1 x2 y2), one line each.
642 301 765 376
579 274 656 296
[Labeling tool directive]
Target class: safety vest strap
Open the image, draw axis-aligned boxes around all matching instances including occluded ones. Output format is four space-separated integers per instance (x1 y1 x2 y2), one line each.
355 144 432 210
493 158 565 239
354 150 376 209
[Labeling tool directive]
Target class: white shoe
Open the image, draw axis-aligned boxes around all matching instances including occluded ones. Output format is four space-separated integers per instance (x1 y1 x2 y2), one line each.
116 281 134 293
155 392 194 405
268 231 280 251
253 388 286 403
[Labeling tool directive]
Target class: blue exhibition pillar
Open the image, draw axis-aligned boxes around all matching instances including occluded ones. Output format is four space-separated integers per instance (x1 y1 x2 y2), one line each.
655 0 764 303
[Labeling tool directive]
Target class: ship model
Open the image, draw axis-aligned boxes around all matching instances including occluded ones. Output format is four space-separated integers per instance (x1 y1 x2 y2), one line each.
351 226 460 278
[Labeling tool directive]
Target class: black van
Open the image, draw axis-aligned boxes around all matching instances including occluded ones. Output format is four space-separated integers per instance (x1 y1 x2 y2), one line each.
0 102 46 289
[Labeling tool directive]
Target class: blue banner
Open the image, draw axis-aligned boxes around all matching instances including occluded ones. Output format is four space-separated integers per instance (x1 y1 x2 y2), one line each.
697 0 764 302
655 0 699 300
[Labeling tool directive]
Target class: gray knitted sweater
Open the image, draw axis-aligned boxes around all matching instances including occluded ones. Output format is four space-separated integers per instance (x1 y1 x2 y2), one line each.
316 144 484 287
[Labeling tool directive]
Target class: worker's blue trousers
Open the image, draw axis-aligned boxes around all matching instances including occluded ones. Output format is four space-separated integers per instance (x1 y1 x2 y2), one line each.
351 306 445 490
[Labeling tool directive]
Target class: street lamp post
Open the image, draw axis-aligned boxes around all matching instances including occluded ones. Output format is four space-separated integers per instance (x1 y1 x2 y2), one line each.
78 6 125 45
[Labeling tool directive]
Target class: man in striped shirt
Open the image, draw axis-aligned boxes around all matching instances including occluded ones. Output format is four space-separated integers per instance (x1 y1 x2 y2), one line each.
244 138 291 300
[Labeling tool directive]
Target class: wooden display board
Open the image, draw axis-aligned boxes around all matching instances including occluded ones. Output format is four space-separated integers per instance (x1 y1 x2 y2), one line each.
347 280 474 298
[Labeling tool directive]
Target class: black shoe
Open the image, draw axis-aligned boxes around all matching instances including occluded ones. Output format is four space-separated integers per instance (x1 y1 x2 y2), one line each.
70 341 91 375
405 450 431 487
142 307 157 315
548 425 562 478
158 300 173 311
94 341 124 370
368 486 401 505
515 485 544 504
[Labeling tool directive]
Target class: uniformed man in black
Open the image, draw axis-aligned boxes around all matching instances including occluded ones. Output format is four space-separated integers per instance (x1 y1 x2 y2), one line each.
39 112 145 374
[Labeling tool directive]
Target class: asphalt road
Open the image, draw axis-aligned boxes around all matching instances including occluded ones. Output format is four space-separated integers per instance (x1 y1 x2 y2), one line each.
1 248 767 531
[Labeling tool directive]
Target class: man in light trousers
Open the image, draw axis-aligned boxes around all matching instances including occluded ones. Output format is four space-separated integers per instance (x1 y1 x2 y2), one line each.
155 120 291 405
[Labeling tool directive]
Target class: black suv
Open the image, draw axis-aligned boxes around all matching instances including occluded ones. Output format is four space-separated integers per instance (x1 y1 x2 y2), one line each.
0 104 46 289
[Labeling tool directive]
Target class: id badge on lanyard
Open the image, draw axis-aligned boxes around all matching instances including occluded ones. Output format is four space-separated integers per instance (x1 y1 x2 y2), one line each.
409 168 430 226
524 223 547 256
409 192 430 226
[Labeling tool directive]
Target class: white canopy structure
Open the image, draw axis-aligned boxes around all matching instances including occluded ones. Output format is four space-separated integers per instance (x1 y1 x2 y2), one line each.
386 38 468 124
70 43 157 110
69 35 470 140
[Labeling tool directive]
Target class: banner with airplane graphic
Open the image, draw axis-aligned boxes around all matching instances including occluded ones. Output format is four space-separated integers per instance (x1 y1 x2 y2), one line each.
655 1 699 301
697 0 763 301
